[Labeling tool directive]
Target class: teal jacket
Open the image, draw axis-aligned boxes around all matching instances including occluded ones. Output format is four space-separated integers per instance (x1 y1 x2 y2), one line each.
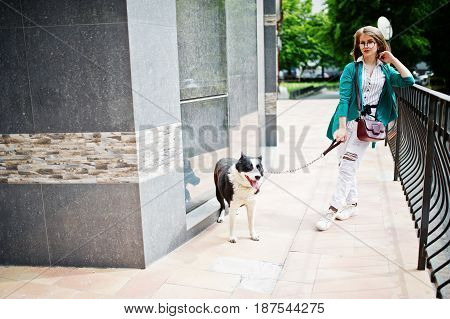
326 61 415 140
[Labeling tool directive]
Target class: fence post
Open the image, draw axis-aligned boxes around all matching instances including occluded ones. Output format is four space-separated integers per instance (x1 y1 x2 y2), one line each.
418 95 436 270
393 94 402 181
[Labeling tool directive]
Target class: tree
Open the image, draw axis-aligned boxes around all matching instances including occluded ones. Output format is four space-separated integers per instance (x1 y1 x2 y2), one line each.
423 0 449 91
325 0 431 69
279 0 336 72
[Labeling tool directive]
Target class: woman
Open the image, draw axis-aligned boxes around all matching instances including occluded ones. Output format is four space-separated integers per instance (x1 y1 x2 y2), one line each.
316 26 415 231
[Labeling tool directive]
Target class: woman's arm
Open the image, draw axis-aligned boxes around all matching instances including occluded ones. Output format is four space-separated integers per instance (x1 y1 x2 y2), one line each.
379 51 415 87
388 57 413 78
378 51 411 76
339 117 346 129
334 117 348 142
333 63 354 142
335 63 354 118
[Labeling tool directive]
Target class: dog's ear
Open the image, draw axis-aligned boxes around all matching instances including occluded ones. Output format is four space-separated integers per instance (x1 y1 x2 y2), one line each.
257 155 262 161
240 152 246 160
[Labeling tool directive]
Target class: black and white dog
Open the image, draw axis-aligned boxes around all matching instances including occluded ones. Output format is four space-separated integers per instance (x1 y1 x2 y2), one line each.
214 153 264 243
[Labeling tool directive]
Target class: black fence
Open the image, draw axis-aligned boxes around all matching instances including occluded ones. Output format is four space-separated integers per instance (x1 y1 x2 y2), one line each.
387 85 449 298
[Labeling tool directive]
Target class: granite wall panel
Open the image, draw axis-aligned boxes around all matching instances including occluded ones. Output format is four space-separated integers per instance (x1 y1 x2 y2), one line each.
127 0 181 129
264 26 277 93
20 0 128 26
180 97 229 211
0 0 22 28
0 184 50 265
139 170 187 265
226 0 260 157
263 0 276 15
226 0 258 126
42 183 144 268
176 0 227 100
24 24 134 133
0 27 34 134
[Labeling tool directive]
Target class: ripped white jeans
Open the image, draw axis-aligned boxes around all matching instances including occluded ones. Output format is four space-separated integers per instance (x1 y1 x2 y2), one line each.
329 120 371 210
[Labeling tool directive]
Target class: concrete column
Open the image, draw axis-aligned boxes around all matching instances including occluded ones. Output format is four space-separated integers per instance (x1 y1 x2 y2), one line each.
263 0 278 146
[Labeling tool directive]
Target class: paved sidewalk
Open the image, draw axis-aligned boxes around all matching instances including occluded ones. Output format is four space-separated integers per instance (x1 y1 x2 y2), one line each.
0 91 436 298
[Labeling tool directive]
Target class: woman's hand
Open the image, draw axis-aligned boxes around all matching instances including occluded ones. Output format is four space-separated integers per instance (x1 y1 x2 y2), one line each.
378 51 396 64
334 127 347 143
380 51 414 79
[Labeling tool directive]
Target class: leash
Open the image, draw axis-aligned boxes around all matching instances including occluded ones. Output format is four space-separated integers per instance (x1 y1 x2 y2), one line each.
255 139 341 192
248 139 342 193
254 139 342 192
264 139 342 175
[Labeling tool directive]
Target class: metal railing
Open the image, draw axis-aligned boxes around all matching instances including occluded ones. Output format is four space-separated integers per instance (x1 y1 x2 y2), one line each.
387 84 449 299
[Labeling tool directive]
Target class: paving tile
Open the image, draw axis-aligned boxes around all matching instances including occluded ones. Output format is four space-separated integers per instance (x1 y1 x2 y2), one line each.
311 288 403 299
0 278 29 298
7 282 79 299
54 272 130 295
231 288 271 298
210 256 282 279
293 246 355 257
166 268 241 293
114 264 180 298
217 237 291 265
279 252 321 284
152 284 230 299
352 246 397 257
239 278 278 294
315 265 391 281
0 266 47 281
72 291 114 299
272 280 313 299
157 248 218 270
388 265 436 298
29 267 79 286
318 255 389 269
292 237 354 251
113 275 166 298
313 275 401 293
352 223 387 232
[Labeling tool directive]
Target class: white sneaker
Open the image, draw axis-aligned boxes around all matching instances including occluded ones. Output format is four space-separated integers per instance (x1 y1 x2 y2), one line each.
335 203 358 220
316 209 337 231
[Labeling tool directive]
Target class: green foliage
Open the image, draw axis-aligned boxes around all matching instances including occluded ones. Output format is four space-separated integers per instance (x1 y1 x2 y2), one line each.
279 0 335 70
423 0 449 86
280 81 339 93
325 0 433 69
279 0 449 91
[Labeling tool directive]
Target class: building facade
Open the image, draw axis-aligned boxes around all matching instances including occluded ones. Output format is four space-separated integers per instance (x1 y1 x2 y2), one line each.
0 0 279 268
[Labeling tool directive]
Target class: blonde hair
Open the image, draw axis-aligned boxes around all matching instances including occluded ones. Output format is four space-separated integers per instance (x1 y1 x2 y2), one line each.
351 26 390 61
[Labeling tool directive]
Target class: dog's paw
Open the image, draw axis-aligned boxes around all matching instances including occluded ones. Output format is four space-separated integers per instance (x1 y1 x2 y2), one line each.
229 237 237 243
217 211 225 223
251 234 260 241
